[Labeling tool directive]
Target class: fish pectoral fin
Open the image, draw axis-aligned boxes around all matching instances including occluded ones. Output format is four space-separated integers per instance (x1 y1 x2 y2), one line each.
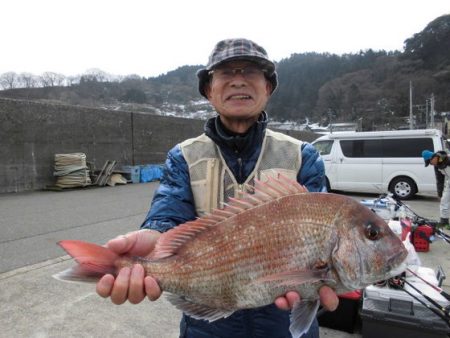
254 268 330 287
166 293 235 322
290 300 320 338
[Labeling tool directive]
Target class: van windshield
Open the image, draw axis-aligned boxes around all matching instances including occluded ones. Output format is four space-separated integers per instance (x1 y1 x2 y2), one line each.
313 140 333 155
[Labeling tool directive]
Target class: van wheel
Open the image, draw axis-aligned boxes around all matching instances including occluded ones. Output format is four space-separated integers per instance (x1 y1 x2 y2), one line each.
389 177 417 200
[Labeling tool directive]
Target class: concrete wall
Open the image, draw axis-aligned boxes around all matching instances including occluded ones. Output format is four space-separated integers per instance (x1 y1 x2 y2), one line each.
0 98 204 193
0 97 317 193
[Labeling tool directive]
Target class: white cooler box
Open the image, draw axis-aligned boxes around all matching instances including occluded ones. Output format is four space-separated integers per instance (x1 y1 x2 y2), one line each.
361 267 450 338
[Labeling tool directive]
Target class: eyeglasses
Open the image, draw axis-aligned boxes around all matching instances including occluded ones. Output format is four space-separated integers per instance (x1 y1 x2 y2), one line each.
208 66 267 81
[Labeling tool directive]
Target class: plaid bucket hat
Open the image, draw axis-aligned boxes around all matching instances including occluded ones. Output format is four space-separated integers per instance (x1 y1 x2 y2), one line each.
197 38 278 98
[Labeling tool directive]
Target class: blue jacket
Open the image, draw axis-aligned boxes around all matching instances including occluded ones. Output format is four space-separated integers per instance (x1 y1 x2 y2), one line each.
141 113 325 338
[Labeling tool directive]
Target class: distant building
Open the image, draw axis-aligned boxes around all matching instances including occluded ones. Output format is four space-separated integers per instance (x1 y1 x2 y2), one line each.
329 122 358 133
269 121 358 134
306 122 358 134
268 121 306 131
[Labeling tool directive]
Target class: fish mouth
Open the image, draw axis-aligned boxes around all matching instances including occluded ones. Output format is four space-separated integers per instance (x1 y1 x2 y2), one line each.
360 249 408 285
385 250 408 276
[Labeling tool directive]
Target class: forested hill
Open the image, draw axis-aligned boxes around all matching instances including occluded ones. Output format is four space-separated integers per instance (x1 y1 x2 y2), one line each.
269 14 450 127
1 14 450 130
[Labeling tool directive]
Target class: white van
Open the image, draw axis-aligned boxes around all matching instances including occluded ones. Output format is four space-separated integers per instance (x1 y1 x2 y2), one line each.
312 129 446 199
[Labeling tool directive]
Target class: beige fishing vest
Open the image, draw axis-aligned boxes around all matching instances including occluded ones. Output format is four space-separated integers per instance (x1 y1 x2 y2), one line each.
180 129 303 216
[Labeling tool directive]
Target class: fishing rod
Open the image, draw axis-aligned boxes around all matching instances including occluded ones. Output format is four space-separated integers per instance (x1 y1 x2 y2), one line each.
401 286 450 328
406 268 450 301
388 278 450 328
401 278 450 316
380 193 416 217
435 228 450 243
385 193 450 246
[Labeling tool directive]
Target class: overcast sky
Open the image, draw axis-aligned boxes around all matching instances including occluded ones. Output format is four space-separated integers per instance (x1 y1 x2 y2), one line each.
2 0 449 78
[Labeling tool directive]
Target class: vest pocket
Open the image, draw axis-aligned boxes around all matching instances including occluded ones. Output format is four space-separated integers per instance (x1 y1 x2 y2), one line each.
190 158 220 216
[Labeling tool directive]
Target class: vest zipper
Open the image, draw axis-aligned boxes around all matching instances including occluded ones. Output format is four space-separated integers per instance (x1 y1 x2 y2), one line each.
237 157 243 183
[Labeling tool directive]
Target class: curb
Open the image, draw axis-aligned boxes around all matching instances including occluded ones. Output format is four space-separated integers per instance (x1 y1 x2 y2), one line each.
0 255 71 281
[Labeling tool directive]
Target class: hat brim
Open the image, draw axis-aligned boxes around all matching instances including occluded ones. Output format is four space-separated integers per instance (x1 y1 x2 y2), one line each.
196 69 210 98
207 55 275 73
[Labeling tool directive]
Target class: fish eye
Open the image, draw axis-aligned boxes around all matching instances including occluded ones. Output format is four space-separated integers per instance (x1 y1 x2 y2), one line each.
365 222 381 240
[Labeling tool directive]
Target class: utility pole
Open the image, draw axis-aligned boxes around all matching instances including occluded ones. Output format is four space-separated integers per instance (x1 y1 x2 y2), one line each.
409 81 413 129
328 108 333 133
430 93 435 128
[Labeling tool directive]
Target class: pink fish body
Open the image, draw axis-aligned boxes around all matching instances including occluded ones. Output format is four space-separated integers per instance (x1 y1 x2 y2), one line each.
56 175 407 337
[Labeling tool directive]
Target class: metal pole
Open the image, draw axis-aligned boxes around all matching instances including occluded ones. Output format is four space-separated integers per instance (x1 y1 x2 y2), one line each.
430 93 435 128
409 81 413 129
328 108 333 133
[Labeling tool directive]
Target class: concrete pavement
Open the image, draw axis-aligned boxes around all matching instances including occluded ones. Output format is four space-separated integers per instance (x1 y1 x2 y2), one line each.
0 183 156 273
0 183 182 338
0 183 448 338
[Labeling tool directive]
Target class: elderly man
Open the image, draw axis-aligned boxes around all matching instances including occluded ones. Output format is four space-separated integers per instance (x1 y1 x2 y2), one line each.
96 38 338 338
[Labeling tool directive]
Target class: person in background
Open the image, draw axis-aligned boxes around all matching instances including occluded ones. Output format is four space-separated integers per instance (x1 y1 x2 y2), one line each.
95 38 339 338
422 149 450 228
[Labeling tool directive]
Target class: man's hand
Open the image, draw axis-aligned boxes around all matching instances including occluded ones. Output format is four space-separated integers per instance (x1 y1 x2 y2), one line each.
96 229 162 305
274 286 339 311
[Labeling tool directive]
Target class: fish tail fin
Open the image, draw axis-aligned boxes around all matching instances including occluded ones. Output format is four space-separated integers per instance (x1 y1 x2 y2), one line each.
53 240 120 283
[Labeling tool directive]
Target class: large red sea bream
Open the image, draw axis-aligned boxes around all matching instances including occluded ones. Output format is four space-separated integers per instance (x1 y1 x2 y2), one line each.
55 175 407 337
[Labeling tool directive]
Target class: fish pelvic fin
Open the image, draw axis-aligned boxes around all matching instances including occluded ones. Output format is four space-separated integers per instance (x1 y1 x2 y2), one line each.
152 174 308 259
166 293 235 322
54 240 119 283
290 300 320 338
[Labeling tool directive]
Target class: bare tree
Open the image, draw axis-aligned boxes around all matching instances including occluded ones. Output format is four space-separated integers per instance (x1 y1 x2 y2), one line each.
18 72 38 88
83 68 112 82
0 72 18 89
39 72 65 87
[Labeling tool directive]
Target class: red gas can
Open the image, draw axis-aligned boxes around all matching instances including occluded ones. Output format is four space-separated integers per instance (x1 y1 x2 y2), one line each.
411 225 433 252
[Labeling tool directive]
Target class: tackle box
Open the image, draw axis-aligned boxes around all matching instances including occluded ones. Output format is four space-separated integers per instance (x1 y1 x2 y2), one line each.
360 267 450 338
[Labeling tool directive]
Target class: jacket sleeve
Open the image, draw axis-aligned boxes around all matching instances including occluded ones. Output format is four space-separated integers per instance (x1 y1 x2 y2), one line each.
140 145 197 233
298 142 326 192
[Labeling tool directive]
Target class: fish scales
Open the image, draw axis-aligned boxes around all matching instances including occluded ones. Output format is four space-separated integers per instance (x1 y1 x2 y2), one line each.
144 193 342 308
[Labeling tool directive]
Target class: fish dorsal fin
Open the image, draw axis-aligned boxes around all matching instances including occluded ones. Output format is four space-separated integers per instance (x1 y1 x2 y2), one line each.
152 174 308 259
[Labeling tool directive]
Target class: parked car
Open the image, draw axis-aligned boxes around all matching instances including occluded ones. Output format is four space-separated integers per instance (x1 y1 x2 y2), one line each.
312 129 446 199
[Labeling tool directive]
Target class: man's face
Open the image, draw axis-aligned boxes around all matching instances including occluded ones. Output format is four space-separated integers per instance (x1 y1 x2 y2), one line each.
204 61 272 128
430 156 440 166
